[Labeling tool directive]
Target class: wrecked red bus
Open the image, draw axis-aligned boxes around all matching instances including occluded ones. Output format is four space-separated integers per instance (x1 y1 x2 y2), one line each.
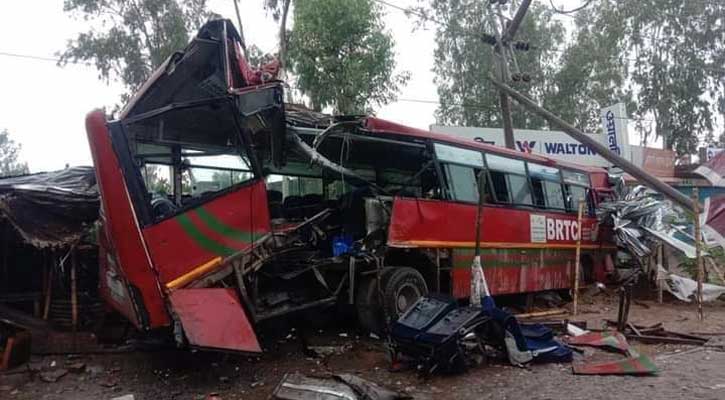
85 19 615 353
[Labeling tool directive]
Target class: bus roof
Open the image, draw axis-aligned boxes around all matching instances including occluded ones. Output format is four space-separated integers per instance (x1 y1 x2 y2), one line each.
361 117 607 175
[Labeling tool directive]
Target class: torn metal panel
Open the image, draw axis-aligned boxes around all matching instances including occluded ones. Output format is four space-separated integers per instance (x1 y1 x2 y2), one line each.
565 331 630 354
0 167 99 248
272 373 410 400
694 150 725 187
573 353 658 375
169 288 261 353
702 195 725 249
663 271 725 302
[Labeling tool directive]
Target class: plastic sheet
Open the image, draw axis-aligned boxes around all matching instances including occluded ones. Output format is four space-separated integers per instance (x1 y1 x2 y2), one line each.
0 167 99 247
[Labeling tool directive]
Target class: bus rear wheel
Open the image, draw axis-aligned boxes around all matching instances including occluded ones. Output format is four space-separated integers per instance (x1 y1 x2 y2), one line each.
355 267 428 334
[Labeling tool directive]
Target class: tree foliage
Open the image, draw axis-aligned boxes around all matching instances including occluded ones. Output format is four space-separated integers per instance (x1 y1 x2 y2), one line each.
612 0 725 154
429 1 565 129
430 0 725 155
0 129 29 177
287 0 410 114
59 0 211 105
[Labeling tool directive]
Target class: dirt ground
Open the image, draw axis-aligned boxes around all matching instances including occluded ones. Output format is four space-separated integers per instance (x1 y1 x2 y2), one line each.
3 293 725 400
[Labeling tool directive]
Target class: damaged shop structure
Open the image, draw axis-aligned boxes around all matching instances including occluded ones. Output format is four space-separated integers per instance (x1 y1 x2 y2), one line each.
79 18 621 353
0 167 101 369
598 176 725 303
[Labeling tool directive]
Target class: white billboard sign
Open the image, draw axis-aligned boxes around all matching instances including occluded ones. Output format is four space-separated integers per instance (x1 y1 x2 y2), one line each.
600 103 631 162
430 125 611 167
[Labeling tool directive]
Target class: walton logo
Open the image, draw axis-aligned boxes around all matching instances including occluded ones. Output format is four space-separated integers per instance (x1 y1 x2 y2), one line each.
515 140 537 153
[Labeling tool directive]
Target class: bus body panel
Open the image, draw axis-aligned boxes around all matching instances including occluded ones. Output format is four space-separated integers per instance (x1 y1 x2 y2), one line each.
86 110 170 329
387 197 610 297
142 180 271 285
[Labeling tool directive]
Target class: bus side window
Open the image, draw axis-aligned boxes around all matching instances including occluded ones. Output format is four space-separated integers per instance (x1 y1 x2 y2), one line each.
528 163 565 210
444 164 479 203
489 171 509 203
486 154 532 205
562 170 592 214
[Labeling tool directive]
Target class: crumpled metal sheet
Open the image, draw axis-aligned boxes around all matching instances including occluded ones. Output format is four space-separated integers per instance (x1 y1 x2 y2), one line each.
664 270 725 302
0 166 99 248
597 177 691 259
272 373 411 400
694 150 725 187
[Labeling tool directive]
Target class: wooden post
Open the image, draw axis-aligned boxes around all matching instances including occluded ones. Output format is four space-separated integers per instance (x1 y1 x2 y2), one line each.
657 243 663 304
573 199 585 316
43 252 54 320
693 188 703 321
70 249 79 332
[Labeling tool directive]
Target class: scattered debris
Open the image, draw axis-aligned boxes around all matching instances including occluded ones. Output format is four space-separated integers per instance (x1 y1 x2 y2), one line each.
566 331 631 354
573 353 658 375
39 368 69 383
66 361 86 373
307 345 352 358
0 329 31 371
389 295 571 375
664 273 725 303
515 309 568 319
566 331 658 376
272 373 410 400
604 320 710 346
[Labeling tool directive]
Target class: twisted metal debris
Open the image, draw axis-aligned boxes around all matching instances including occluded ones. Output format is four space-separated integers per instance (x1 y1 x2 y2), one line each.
597 176 689 260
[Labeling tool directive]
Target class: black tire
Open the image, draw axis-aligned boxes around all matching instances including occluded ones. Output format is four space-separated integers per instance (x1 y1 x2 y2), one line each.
355 268 394 334
381 267 428 324
355 267 429 333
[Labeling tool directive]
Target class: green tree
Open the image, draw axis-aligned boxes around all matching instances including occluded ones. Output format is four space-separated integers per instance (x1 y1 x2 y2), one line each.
58 0 211 105
548 1 725 155
429 0 565 130
0 129 29 177
544 5 632 133
287 0 410 114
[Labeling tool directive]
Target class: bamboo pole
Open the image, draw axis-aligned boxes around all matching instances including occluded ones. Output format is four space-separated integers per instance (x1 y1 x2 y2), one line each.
693 188 703 321
573 200 585 316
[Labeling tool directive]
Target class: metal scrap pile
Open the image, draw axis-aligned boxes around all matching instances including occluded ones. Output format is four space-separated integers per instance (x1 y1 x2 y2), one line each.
597 177 691 260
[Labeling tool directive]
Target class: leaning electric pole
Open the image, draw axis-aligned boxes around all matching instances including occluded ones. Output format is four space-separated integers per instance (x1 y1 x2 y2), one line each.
487 0 532 150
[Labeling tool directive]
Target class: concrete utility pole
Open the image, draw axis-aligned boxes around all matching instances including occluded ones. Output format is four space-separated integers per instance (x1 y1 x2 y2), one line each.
489 76 698 212
492 0 532 150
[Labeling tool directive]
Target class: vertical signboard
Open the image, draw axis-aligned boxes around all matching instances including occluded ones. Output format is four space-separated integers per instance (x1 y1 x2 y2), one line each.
600 103 631 162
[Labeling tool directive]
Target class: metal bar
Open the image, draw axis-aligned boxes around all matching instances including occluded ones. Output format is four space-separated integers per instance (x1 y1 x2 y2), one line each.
488 76 697 212
626 334 706 346
573 200 584 316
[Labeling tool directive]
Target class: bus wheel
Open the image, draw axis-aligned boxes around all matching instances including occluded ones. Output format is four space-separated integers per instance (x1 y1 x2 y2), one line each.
381 267 428 323
355 268 399 334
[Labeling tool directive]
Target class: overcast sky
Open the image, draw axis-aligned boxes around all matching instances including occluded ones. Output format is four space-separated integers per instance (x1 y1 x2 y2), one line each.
0 0 583 172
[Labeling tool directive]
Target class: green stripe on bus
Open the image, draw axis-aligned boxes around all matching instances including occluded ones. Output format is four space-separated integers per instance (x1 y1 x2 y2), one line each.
177 214 236 257
195 207 256 243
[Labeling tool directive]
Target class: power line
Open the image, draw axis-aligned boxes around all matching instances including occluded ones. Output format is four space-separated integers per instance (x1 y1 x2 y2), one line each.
0 51 91 66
